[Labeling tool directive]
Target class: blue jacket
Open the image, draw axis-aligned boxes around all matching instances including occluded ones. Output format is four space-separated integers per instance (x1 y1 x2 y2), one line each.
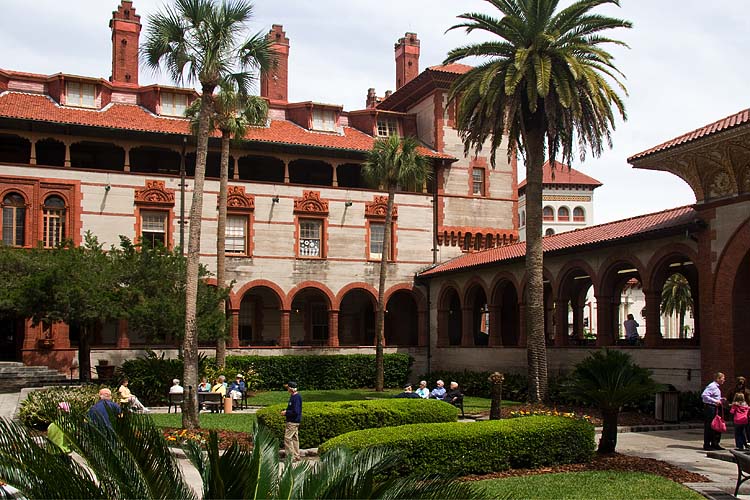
285 392 302 423
88 399 121 428
228 380 246 394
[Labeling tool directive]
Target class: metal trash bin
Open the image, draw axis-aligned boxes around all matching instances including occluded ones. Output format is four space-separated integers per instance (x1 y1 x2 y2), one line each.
655 387 680 423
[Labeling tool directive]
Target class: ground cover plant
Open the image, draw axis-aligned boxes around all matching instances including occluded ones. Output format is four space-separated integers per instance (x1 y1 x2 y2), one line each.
320 416 595 477
477 471 702 500
18 385 102 429
258 399 458 449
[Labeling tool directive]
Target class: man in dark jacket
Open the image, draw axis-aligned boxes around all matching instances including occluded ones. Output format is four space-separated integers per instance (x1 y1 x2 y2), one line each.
281 381 302 461
445 382 464 407
87 388 121 428
393 383 421 399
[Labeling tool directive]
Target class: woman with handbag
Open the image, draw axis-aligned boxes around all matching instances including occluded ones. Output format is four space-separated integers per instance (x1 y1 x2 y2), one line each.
702 372 727 451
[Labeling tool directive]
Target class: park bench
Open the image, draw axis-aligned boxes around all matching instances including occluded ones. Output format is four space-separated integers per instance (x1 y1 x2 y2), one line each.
730 449 750 496
167 393 183 413
447 394 465 418
198 392 223 413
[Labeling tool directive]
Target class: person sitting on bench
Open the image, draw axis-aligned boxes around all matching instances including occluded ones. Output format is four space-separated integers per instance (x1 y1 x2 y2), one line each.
445 381 463 407
393 383 421 398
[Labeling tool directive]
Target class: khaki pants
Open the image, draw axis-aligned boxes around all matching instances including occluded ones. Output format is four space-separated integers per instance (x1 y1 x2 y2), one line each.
284 422 300 461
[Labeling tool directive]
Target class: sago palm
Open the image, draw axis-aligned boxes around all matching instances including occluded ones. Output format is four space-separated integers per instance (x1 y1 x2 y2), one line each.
143 0 272 428
445 0 631 402
362 135 430 391
565 349 659 453
661 273 693 338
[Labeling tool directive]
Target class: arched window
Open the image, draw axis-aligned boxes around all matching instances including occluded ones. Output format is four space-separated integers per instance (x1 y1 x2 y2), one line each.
43 195 66 248
573 206 585 222
520 210 526 227
545 228 555 236
2 192 26 246
558 206 570 221
542 206 554 221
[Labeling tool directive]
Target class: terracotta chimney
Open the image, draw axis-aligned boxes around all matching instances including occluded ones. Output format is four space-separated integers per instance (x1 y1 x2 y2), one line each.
110 0 141 85
366 88 378 108
261 25 290 103
394 32 420 90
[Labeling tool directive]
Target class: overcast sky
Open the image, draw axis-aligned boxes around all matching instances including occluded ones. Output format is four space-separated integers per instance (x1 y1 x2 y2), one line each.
2 0 748 224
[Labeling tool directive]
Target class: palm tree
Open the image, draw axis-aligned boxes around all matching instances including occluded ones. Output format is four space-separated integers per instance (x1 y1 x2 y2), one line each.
565 349 659 453
143 0 272 428
362 135 430 391
187 86 269 369
661 273 693 339
444 0 630 402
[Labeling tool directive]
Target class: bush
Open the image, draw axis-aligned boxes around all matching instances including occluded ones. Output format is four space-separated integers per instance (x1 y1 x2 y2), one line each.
319 416 594 477
419 370 528 401
19 385 102 429
225 353 412 390
257 399 457 449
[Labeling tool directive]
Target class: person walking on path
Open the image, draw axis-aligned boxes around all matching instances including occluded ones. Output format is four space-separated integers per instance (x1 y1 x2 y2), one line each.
623 313 640 345
702 372 726 450
281 381 302 461
731 393 750 450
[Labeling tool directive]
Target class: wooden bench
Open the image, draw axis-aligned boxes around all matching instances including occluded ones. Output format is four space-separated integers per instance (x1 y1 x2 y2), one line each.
167 393 184 413
451 394 465 418
730 449 750 496
198 392 223 413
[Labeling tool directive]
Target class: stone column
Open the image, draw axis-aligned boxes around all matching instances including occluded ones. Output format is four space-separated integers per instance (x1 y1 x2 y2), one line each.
328 310 339 347
232 156 239 180
29 137 37 165
488 305 502 347
643 289 662 347
595 294 614 346
116 319 130 348
331 163 338 187
283 160 290 184
228 309 240 348
279 310 291 348
461 306 473 346
123 146 131 172
554 299 568 347
64 141 71 167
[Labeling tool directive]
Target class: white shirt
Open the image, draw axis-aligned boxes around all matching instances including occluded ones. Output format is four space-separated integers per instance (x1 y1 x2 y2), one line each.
169 385 184 394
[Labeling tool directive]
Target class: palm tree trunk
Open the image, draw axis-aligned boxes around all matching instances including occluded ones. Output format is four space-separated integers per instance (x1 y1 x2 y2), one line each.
216 132 230 369
183 88 214 430
598 409 619 453
374 187 395 392
524 124 548 403
678 312 685 339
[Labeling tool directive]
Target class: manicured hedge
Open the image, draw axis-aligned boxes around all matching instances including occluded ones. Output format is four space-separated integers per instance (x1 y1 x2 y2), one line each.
225 353 412 390
257 399 457 449
19 385 103 429
319 416 595 477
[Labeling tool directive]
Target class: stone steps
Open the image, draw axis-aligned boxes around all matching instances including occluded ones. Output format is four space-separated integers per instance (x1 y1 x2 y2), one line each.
0 364 69 393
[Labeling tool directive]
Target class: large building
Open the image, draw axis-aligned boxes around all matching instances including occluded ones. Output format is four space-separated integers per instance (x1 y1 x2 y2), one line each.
0 1 517 376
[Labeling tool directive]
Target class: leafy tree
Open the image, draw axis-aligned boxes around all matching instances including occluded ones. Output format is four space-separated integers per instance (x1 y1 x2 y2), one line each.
143 0 272 429
444 0 630 401
362 135 430 391
565 349 659 453
660 273 693 338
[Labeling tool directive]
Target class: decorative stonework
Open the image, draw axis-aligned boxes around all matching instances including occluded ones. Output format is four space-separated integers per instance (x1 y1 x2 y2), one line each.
364 195 397 219
134 180 175 206
226 185 254 212
708 171 734 199
293 190 328 216
541 195 591 202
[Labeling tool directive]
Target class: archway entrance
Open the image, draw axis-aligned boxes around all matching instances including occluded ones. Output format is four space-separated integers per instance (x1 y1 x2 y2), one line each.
338 289 375 346
385 290 419 346
0 317 24 361
491 280 520 346
290 288 330 346
238 286 282 346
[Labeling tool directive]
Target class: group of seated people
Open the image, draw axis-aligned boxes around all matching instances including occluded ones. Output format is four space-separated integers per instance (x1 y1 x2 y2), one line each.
394 379 463 407
195 373 246 408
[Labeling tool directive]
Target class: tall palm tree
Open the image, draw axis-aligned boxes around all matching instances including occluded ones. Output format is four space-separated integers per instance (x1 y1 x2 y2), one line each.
143 0 272 428
363 135 430 391
661 273 693 339
445 0 631 401
566 349 659 453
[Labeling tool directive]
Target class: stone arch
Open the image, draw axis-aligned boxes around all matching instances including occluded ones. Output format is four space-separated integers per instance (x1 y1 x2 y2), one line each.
384 287 422 347
231 279 285 310
595 255 647 345
489 273 521 346
437 281 463 347
285 280 336 310
555 260 598 345
235 282 285 347
464 278 490 346
338 284 377 346
520 267 556 344
288 282 336 346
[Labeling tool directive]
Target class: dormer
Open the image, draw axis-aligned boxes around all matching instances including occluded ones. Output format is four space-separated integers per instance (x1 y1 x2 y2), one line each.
137 85 197 117
347 109 416 138
54 75 102 109
286 102 343 133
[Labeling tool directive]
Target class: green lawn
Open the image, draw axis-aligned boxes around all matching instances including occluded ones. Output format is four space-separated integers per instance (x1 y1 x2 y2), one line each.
150 413 256 433
478 471 702 500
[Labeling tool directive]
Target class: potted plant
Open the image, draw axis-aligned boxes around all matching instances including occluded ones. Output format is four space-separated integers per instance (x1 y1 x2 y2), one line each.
95 359 115 381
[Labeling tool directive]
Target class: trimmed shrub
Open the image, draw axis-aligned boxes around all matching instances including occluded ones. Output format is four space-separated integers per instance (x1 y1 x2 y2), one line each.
319 416 595 477
257 399 457 449
19 385 102 429
225 353 411 390
420 370 528 401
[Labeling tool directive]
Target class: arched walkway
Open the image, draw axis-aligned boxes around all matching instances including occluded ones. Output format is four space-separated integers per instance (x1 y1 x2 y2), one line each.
237 285 283 347
289 286 334 346
490 278 520 346
338 287 376 346
437 284 462 347
596 258 646 346
464 282 489 346
555 262 596 346
384 290 419 346
648 247 699 342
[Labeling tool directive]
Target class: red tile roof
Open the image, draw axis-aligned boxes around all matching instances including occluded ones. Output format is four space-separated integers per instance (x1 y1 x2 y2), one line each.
629 108 750 161
518 160 602 191
419 205 698 277
426 64 473 74
0 91 452 159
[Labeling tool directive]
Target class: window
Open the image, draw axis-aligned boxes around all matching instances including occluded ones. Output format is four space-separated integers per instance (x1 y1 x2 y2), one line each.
140 210 167 247
66 82 96 108
472 168 485 196
299 219 323 257
573 206 585 222
368 222 394 260
42 195 66 248
312 109 336 132
376 118 398 137
2 193 26 246
225 215 247 255
542 206 555 221
558 206 570 221
545 228 555 236
161 92 188 117
520 210 526 227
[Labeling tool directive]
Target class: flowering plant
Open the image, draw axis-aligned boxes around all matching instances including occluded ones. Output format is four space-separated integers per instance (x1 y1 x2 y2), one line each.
164 429 206 446
509 409 593 423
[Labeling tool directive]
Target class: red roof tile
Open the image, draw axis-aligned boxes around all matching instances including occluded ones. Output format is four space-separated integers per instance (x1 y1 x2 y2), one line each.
518 160 602 191
419 205 698 277
629 108 750 161
426 64 473 75
0 91 452 159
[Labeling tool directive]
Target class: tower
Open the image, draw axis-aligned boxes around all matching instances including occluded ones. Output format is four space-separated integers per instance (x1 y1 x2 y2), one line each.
395 32 420 90
260 25 290 103
109 0 141 85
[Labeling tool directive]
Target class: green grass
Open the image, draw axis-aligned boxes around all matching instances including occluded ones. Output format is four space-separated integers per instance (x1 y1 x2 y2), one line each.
478 471 702 499
150 413 256 432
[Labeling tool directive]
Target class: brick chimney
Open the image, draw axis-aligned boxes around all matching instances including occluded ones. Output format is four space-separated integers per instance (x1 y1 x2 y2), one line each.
395 32 419 90
366 88 378 108
110 0 141 85
261 25 290 103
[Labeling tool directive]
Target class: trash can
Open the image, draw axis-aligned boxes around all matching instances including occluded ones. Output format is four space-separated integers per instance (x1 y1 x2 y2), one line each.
655 387 680 423
224 396 233 414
